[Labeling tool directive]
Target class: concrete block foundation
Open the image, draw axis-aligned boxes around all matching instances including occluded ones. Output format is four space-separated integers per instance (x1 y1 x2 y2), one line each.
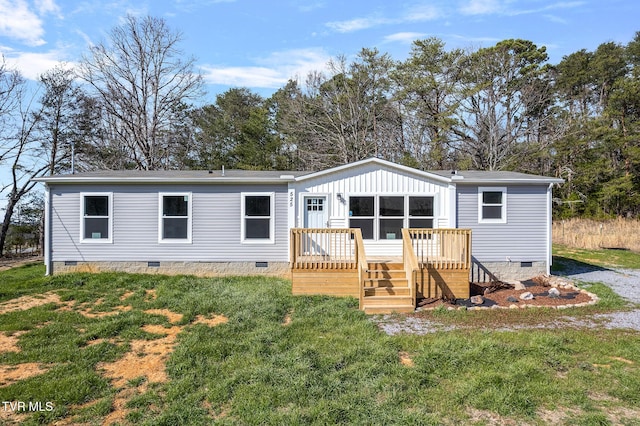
470 261 547 283
51 261 290 278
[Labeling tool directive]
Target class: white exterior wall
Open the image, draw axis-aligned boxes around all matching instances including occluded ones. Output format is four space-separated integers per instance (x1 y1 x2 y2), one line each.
290 162 452 256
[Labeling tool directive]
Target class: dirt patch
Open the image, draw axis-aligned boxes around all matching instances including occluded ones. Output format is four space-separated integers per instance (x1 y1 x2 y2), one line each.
0 332 27 353
610 356 634 364
467 407 525 425
145 289 157 300
398 351 414 367
0 406 28 425
0 292 62 315
119 291 135 301
86 337 121 347
81 305 133 318
0 363 50 387
144 309 184 324
102 384 148 426
193 314 228 327
282 310 293 326
98 324 181 388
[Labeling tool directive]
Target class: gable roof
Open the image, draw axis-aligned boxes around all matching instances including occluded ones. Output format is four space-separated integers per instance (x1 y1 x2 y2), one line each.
294 157 452 183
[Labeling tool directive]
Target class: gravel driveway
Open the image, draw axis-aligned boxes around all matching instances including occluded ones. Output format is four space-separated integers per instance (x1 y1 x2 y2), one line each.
375 265 640 335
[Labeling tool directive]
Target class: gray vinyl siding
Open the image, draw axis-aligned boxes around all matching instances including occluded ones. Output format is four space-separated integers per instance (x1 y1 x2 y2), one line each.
50 183 289 262
457 184 548 262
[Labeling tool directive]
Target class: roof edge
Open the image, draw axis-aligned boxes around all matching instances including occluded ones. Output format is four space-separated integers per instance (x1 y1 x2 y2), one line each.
32 176 296 184
294 157 452 183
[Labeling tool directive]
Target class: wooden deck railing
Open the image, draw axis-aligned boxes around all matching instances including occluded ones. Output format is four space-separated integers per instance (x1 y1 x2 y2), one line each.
406 228 472 269
290 228 362 269
401 229 419 309
354 229 368 311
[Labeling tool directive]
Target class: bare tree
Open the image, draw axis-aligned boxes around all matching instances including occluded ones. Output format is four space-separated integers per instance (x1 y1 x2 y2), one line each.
77 15 204 170
276 49 398 170
452 40 555 171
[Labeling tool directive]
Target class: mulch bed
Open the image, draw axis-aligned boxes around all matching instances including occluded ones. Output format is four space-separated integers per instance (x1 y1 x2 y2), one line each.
418 275 595 310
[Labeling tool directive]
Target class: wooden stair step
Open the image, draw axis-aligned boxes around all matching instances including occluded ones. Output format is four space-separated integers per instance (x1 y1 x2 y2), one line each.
361 295 414 306
367 262 404 270
363 278 408 288
366 269 406 279
364 287 411 297
363 305 415 314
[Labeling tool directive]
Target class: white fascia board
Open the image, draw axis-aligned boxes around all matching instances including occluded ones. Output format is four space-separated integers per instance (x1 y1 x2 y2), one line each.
294 157 452 184
31 176 297 184
455 178 564 185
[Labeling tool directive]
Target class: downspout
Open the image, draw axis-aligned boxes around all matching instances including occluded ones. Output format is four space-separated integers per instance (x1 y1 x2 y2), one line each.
547 183 553 275
44 185 52 275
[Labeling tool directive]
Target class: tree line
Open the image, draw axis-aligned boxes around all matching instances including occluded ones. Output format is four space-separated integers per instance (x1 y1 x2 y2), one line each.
1 15 638 255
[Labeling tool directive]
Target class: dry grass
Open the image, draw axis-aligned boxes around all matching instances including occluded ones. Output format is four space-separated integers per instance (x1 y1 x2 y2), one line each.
553 217 640 252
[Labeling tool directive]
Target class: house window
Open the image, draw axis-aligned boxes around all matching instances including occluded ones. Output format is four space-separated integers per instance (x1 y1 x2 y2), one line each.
379 196 404 239
159 193 192 242
349 196 374 239
349 195 436 240
408 196 434 228
81 193 112 243
242 192 274 243
478 187 507 223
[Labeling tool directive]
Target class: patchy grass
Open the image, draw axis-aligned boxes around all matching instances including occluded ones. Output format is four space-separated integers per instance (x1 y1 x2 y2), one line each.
0 263 639 424
553 244 640 270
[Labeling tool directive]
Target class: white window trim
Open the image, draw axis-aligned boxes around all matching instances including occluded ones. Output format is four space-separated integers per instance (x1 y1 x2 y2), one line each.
241 192 275 244
478 186 507 224
80 192 113 244
348 194 438 241
158 192 192 244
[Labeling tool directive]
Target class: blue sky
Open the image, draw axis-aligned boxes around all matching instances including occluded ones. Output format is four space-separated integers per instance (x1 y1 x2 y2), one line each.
0 0 638 104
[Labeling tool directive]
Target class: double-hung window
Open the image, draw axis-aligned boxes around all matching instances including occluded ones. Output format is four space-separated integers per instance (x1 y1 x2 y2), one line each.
409 196 434 228
81 193 112 243
159 193 192 242
242 192 274 243
349 196 375 239
379 196 404 240
478 187 507 223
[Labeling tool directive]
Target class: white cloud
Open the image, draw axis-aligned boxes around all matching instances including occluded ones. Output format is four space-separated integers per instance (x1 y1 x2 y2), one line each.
200 48 331 89
459 0 504 15
325 16 389 33
383 32 428 44
326 4 442 34
0 0 47 46
35 0 60 16
404 4 442 22
4 50 75 80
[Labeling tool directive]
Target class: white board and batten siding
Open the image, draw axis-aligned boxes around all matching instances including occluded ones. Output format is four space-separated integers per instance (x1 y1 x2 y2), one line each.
50 183 290 262
456 184 549 262
291 162 453 257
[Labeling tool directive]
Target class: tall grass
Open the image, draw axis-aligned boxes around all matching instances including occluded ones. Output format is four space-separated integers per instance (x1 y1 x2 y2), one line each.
553 217 640 252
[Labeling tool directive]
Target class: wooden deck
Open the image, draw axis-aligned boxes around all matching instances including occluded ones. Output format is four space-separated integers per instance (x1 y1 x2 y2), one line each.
290 228 472 313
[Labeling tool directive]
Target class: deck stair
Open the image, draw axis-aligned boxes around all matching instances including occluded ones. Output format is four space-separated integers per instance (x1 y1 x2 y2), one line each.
361 261 415 314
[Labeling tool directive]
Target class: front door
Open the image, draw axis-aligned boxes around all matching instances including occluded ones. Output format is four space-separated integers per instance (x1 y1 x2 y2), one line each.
303 196 328 228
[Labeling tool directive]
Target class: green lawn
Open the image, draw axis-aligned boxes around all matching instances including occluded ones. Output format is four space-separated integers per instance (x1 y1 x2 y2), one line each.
0 261 639 425
553 244 640 270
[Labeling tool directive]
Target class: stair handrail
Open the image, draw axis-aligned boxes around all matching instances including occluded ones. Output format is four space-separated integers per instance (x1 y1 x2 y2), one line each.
353 228 367 311
401 228 419 309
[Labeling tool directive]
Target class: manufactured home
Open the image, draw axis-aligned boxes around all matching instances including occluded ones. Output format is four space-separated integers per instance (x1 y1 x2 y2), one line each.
34 158 563 313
